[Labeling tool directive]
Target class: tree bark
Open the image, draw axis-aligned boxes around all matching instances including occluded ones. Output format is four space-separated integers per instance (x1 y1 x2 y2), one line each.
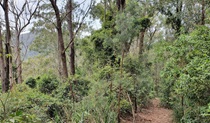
139 31 145 55
2 0 12 91
117 84 122 123
117 0 126 11
57 26 68 78
50 0 68 79
11 0 39 84
201 0 205 25
0 25 7 93
67 0 75 75
175 0 182 35
117 49 125 123
14 31 22 83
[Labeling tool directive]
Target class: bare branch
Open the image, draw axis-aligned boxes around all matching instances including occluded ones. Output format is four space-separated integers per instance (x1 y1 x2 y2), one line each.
63 0 93 53
49 0 60 29
10 0 40 35
0 1 4 10
60 0 86 22
34 13 57 28
19 1 40 33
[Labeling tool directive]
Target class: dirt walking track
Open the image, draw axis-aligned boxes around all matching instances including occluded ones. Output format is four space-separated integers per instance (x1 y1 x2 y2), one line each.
122 98 173 123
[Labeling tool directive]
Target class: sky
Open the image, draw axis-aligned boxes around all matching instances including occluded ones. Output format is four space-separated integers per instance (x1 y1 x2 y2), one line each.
0 0 101 33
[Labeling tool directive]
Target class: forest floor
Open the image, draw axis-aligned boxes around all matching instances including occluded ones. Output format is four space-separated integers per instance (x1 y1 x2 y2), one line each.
122 98 174 123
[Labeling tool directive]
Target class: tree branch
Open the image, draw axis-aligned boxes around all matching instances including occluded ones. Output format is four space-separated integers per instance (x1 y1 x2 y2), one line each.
63 0 93 53
20 1 40 33
60 0 86 22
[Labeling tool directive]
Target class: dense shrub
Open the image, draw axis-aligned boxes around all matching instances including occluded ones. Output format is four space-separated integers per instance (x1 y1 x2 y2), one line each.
53 77 90 102
38 74 59 94
124 55 154 108
46 103 65 122
70 80 118 123
160 26 210 122
4 111 41 123
120 99 132 116
25 77 37 88
0 84 59 122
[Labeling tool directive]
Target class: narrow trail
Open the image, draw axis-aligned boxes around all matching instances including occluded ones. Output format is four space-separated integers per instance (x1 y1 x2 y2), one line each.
122 98 174 123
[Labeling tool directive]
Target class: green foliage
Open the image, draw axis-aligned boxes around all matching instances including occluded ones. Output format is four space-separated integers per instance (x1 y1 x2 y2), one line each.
30 29 57 54
53 76 90 102
72 78 90 100
159 26 210 122
38 74 59 94
90 2 104 20
134 17 151 31
5 0 209 123
120 99 132 116
124 55 154 106
81 1 119 67
51 75 117 123
63 60 152 122
202 103 210 121
80 29 117 66
25 77 36 88
22 54 60 80
46 103 64 122
79 34 154 120
3 111 41 123
97 65 114 80
0 84 58 122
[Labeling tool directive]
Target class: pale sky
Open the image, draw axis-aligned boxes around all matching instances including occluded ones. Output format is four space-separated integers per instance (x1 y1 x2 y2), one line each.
0 0 101 33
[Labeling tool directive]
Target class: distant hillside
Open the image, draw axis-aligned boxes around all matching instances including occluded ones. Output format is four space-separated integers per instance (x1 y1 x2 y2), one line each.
19 32 39 59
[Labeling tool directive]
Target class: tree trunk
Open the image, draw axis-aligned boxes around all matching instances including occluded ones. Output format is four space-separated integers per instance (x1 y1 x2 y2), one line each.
117 0 126 11
134 79 137 113
50 0 68 79
139 31 145 55
11 0 39 84
57 27 68 78
117 84 122 123
14 31 22 84
3 0 12 91
201 0 205 25
67 0 75 75
0 25 7 93
175 0 182 35
117 49 125 123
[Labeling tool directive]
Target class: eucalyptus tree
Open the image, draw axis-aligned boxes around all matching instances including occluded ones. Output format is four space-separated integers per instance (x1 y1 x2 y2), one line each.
155 0 183 36
115 0 154 55
88 0 119 66
66 0 93 75
191 0 210 25
0 0 12 92
114 1 154 120
156 0 210 36
0 22 6 92
201 0 206 25
116 0 127 122
10 0 40 84
31 1 61 76
66 0 75 75
47 0 68 78
33 0 93 78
